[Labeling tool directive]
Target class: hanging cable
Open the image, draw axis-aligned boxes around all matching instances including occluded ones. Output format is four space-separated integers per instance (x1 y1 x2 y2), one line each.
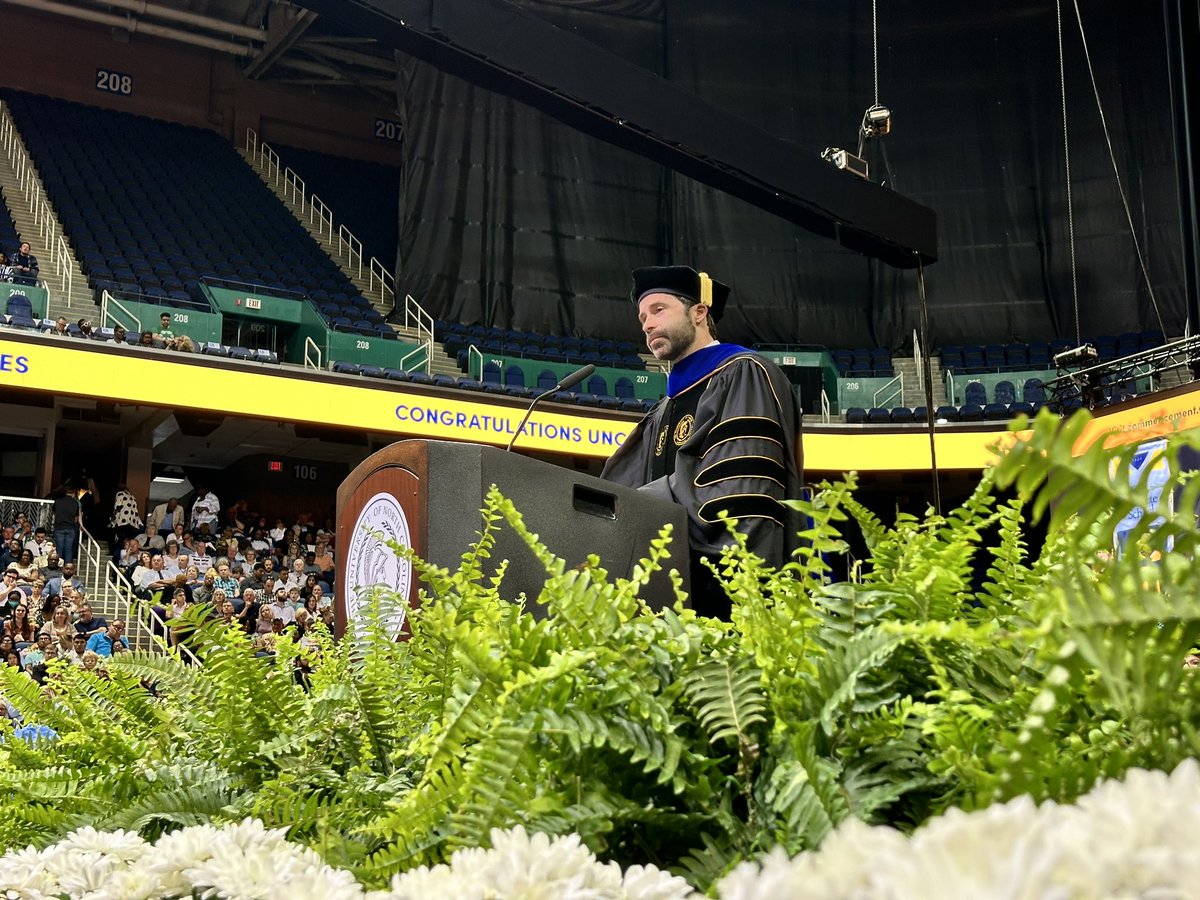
1057 0 1081 345
916 255 941 517
1070 0 1169 339
872 0 879 107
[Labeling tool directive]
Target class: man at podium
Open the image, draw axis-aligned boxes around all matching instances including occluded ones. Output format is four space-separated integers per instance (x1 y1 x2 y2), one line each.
601 266 804 617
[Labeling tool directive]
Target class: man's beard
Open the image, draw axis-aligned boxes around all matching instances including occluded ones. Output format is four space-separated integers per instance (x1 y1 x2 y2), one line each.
648 316 696 361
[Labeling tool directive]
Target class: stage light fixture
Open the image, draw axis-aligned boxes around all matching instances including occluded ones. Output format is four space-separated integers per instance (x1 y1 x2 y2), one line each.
1053 344 1098 368
860 104 892 140
821 147 869 180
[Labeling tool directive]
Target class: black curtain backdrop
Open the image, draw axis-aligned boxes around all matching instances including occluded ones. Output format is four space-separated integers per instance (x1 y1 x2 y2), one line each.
394 0 1186 350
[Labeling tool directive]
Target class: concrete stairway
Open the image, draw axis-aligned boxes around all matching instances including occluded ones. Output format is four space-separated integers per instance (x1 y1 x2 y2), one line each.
0 103 94 322
893 355 948 409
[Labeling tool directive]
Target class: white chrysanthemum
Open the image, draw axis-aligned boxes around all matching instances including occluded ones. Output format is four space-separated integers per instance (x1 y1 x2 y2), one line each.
166 819 361 900
618 862 699 900
0 844 59 897
890 796 1074 900
719 818 910 900
58 825 148 863
388 863 492 899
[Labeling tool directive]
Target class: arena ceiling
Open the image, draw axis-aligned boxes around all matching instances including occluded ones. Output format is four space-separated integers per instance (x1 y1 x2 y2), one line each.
4 0 399 101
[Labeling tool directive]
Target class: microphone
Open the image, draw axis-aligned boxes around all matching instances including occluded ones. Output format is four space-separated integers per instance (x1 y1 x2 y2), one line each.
506 364 595 452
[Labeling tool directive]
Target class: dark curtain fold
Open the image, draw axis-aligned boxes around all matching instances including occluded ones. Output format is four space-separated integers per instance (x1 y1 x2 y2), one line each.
394 0 1186 350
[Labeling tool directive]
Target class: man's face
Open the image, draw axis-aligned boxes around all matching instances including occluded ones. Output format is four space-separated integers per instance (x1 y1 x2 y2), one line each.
79 607 92 622
19 242 29 255
151 556 163 571
62 563 74 577
638 293 702 362
161 315 170 328
167 499 177 510
72 636 86 652
37 633 51 648
218 565 230 578
243 589 256 603
47 553 59 566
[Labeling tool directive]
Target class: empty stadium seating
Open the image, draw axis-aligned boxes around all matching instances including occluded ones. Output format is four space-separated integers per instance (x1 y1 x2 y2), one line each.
2 91 386 337
272 144 400 271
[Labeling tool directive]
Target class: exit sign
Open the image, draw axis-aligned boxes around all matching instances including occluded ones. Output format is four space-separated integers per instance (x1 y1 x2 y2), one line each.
245 297 262 310
267 460 283 472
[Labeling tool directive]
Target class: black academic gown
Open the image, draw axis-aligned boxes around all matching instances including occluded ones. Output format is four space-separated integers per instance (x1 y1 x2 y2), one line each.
602 345 804 615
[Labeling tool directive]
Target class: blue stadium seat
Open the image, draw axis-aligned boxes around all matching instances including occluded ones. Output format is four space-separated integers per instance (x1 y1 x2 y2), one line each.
964 381 987 406
866 407 891 424
994 380 1016 406
845 407 868 424
359 365 386 378
935 405 961 422
1009 401 1035 418
983 402 1009 421
959 404 985 422
332 360 360 375
1023 378 1046 403
890 407 913 423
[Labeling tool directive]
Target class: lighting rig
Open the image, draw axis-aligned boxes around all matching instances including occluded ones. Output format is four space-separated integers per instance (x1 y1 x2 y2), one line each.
1042 335 1200 412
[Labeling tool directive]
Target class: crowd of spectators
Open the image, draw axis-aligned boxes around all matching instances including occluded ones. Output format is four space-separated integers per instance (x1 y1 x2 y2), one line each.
1 483 338 696
40 311 197 353
0 509 116 684
107 488 337 656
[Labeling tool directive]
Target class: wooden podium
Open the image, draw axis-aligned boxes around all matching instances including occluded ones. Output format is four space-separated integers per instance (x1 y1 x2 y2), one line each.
335 440 690 630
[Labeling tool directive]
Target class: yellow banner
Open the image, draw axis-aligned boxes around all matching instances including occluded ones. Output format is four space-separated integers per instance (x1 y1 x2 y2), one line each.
0 336 635 459
5 334 1199 471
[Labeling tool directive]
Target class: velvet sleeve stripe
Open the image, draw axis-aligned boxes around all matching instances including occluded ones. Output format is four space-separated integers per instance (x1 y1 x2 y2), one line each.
698 493 785 525
695 455 786 488
706 415 786 448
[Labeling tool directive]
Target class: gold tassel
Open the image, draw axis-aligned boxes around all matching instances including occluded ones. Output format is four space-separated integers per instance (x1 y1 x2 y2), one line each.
698 271 712 309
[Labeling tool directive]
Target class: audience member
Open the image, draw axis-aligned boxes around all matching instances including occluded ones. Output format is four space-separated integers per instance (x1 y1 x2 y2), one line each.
51 317 69 335
46 562 82 598
73 603 107 639
108 484 144 550
11 241 39 284
113 324 127 344
0 252 12 282
156 312 177 349
24 527 53 558
148 497 183 539
64 632 89 666
86 620 128 657
52 482 81 564
76 319 94 339
38 605 73 651
11 550 38 581
191 485 220 533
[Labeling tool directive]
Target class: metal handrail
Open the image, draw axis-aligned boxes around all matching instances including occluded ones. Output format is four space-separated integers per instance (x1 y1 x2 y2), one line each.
282 166 305 207
403 293 433 357
946 370 957 406
820 388 831 423
912 329 924 392
873 373 904 408
100 290 141 332
242 128 397 312
105 558 173 656
401 340 430 373
77 525 103 600
304 335 322 370
0 100 75 302
467 344 484 380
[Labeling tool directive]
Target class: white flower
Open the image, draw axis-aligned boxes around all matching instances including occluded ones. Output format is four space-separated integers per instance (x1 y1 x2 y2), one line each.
716 759 1200 900
57 825 147 863
619 862 699 900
